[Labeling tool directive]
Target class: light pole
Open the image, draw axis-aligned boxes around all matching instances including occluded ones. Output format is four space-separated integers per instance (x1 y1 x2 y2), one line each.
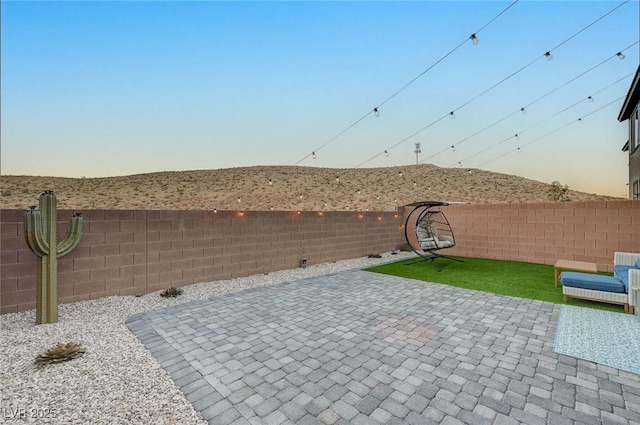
414 142 421 165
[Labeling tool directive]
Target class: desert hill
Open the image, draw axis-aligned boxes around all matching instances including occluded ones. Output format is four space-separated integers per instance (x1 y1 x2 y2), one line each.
0 165 621 211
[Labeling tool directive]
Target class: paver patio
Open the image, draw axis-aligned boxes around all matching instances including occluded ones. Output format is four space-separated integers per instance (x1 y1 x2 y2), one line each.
126 269 640 425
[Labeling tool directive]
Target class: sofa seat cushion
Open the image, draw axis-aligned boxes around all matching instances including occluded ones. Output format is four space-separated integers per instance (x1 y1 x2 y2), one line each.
420 237 453 250
560 271 626 293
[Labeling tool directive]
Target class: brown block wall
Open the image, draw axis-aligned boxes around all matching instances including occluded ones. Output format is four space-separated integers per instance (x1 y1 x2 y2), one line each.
440 201 640 271
0 209 405 314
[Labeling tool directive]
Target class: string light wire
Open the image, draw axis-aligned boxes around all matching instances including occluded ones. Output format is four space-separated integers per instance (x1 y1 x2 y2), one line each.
451 74 634 168
293 0 520 165
450 71 634 167
475 95 625 168
427 44 637 164
353 1 633 168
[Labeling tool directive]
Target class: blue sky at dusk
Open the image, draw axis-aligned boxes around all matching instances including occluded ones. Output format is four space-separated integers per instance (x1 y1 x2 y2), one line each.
1 1 638 197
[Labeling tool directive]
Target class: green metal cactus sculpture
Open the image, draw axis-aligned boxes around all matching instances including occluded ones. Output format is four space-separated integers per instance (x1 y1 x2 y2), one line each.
24 191 83 324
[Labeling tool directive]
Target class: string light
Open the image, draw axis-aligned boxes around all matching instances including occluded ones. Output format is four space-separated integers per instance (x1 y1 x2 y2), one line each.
299 194 303 199
520 107 526 114
544 51 552 60
237 197 241 203
470 33 478 44
352 5 633 169
588 96 594 102
514 134 519 139
451 145 456 152
616 51 625 59
438 48 638 168
398 171 403 177
293 1 519 166
468 169 472 174
413 181 417 187
269 178 273 185
213 208 218 214
477 96 623 168
449 111 455 119
456 74 632 169
374 107 380 117
312 151 316 159
384 150 389 157
357 189 361 195
336 176 340 183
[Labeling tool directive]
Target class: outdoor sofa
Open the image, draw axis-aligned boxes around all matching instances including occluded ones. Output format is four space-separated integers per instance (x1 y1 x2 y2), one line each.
560 252 640 314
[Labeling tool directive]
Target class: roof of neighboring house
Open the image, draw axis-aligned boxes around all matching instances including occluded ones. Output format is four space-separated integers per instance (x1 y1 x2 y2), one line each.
618 65 640 122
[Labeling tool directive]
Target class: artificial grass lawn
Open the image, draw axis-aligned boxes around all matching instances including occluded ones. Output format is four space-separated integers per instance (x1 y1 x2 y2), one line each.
365 256 623 312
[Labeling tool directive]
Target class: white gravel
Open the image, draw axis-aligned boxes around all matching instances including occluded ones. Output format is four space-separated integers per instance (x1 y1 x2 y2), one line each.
0 251 414 424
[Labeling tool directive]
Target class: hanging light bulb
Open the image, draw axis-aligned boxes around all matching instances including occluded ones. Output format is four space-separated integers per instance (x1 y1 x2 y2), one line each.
616 52 625 60
213 208 218 214
376 195 380 200
587 96 594 102
357 189 361 195
413 181 417 187
373 107 380 117
449 111 455 119
517 147 521 152
470 33 478 44
520 107 526 114
544 51 552 60
468 169 472 174
578 118 583 123
428 186 431 191
458 162 462 168
269 178 273 185
312 151 317 159
514 134 519 139
237 197 241 203
270 206 274 211
398 171 403 177
384 150 389 157
336 176 340 183
451 145 456 152
299 194 303 199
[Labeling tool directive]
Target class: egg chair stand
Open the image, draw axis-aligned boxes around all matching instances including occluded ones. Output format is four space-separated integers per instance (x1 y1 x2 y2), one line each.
403 201 463 271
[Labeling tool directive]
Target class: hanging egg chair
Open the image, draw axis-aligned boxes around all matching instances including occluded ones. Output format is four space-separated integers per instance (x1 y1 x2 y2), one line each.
403 201 463 271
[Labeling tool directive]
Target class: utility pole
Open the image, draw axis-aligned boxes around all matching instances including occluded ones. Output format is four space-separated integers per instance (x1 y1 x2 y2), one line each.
414 142 421 165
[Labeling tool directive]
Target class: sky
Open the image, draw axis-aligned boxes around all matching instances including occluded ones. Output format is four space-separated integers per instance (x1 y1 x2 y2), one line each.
1 1 638 197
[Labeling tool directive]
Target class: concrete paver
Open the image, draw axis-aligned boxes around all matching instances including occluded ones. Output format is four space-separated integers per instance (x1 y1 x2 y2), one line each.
126 269 640 424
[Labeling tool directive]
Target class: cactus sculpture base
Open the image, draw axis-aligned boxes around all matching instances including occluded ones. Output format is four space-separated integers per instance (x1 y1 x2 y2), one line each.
24 191 83 324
